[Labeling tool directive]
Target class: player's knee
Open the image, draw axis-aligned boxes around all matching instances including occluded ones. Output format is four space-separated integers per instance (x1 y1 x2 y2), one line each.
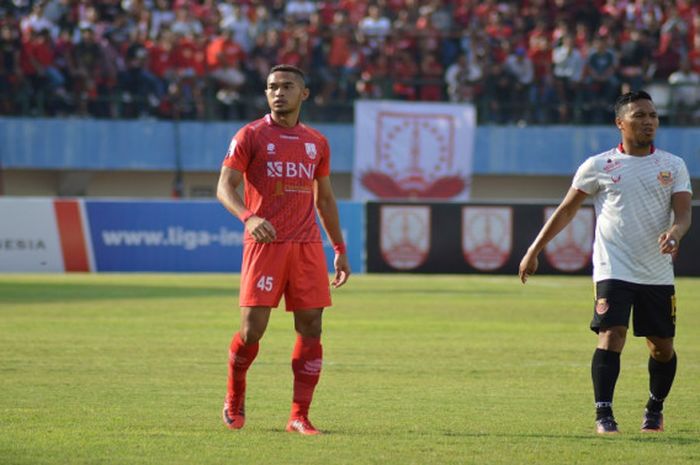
296 323 322 338
294 319 322 338
598 326 627 350
294 310 323 338
240 326 265 345
649 345 675 362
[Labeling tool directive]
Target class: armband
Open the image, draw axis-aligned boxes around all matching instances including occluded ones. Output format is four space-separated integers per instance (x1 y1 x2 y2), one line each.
333 243 347 255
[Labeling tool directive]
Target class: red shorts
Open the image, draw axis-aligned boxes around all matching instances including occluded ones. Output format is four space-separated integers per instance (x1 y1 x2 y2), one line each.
239 241 332 311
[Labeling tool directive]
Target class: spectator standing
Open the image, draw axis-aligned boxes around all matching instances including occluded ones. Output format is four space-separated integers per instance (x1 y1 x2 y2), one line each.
504 46 534 123
20 2 58 39
358 4 391 50
618 29 651 93
392 49 418 100
170 5 202 37
585 35 618 123
210 53 246 119
22 28 67 114
220 3 251 53
72 26 107 115
119 29 162 117
484 60 514 123
668 58 700 125
418 52 443 101
150 0 175 40
284 0 317 24
444 53 482 103
0 24 23 113
552 34 584 122
356 52 390 99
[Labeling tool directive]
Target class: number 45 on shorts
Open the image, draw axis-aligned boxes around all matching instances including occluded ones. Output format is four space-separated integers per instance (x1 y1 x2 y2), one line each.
256 276 274 292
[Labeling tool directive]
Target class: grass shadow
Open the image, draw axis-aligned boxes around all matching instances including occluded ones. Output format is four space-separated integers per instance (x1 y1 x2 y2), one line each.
0 281 236 304
346 288 520 296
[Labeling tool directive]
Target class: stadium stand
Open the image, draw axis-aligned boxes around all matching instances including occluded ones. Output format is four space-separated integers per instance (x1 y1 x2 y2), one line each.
1 0 700 124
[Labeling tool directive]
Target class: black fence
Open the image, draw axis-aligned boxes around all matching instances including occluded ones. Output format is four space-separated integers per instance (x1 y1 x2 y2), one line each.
4 77 700 127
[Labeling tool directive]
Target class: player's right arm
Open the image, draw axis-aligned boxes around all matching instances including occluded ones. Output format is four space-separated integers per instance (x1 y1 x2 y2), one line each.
216 166 276 242
519 187 589 283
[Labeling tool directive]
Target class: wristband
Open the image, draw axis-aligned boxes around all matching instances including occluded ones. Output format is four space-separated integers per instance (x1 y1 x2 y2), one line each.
333 243 347 255
239 210 254 223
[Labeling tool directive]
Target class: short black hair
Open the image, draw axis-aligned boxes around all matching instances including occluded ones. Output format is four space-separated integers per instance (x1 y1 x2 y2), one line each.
268 64 306 86
614 91 653 117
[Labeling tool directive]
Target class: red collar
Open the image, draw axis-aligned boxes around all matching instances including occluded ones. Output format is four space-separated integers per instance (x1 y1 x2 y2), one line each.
265 114 301 129
617 143 655 154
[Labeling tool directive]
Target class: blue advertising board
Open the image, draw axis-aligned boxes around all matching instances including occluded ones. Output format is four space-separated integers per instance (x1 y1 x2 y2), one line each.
321 201 364 273
85 200 364 272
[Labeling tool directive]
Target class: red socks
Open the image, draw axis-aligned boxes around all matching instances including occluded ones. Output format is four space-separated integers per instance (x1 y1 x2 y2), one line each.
227 332 259 401
227 333 323 420
290 336 323 419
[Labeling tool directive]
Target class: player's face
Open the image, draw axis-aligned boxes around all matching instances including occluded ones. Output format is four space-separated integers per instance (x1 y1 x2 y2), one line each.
265 72 309 115
616 99 659 147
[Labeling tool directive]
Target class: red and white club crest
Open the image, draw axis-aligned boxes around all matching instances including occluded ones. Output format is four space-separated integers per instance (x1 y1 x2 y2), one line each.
543 206 594 271
462 207 512 271
380 206 431 270
305 142 317 159
595 298 609 315
361 112 466 199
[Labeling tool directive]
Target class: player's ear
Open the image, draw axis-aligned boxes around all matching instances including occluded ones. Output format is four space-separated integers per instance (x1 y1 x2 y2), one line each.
615 116 623 130
301 87 310 101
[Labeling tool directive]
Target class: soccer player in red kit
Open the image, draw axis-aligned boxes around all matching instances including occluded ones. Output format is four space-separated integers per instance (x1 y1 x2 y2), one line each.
217 64 350 435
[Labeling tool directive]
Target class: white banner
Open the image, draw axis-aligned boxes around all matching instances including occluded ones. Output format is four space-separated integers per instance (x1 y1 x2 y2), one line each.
352 100 476 202
0 198 64 272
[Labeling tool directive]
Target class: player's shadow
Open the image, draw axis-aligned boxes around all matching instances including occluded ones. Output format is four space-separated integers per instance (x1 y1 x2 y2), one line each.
0 281 235 304
439 431 699 444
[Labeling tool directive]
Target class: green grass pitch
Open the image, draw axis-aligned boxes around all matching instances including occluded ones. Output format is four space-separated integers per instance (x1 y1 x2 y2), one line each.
1 273 699 465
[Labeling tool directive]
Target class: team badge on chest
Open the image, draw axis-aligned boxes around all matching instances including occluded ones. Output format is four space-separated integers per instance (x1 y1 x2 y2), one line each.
657 171 673 186
305 142 317 159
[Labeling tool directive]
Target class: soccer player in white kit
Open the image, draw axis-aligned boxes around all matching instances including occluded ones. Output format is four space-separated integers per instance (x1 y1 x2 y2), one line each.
518 91 693 434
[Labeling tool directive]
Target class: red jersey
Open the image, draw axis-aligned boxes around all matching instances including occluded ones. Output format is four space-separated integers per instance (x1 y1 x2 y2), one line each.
148 44 175 78
222 114 331 243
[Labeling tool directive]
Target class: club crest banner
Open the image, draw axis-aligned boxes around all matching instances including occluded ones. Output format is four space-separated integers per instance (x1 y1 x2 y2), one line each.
543 206 594 272
352 100 476 202
380 205 431 270
462 206 513 271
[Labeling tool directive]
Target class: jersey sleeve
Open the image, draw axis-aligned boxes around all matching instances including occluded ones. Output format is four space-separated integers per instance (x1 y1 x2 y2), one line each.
222 126 252 172
571 157 599 195
315 136 331 178
673 158 693 195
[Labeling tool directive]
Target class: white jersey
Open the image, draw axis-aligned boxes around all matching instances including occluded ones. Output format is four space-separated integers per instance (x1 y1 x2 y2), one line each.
572 145 693 285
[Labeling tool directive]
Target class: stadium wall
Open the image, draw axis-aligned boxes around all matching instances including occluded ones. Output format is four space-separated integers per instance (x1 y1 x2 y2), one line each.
2 197 699 276
1 118 698 200
0 198 364 273
366 203 700 276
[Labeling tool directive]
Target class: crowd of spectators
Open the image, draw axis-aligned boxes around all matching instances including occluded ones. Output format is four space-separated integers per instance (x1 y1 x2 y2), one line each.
2 0 700 124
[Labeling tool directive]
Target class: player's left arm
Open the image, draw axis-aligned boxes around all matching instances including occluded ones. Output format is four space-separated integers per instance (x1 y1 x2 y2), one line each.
314 175 350 288
659 191 692 254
